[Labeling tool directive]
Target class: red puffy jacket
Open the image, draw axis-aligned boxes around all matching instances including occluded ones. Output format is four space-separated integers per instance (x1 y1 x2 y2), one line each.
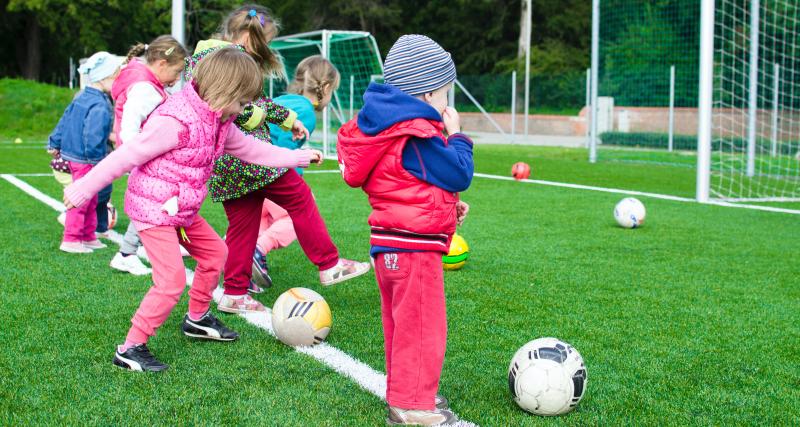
338 117 458 253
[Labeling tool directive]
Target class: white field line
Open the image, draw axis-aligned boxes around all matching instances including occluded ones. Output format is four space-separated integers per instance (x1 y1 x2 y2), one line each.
1 173 478 427
474 172 800 215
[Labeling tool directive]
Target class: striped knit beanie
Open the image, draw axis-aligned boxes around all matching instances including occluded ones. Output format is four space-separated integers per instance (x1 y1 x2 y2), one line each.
383 35 456 96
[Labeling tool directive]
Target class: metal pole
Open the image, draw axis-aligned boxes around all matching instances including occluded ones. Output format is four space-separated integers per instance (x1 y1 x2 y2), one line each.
589 0 600 163
448 84 455 107
171 0 185 89
322 30 330 157
771 62 779 157
746 0 760 177
668 64 676 152
585 67 590 146
511 71 517 137
171 0 185 46
69 57 74 90
349 75 355 120
696 0 715 203
524 0 531 136
269 77 273 99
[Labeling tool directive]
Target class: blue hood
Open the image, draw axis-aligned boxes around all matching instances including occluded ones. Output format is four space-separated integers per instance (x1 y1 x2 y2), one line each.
357 83 442 136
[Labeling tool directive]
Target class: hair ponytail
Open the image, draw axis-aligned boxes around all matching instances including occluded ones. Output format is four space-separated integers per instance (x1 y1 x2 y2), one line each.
287 55 341 111
125 35 188 67
125 43 147 64
221 4 285 79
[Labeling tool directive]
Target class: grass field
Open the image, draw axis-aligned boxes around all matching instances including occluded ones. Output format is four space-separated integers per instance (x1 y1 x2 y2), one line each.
1 79 799 425
1 140 799 426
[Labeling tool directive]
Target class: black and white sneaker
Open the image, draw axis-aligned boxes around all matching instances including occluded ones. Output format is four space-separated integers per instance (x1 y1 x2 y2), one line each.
181 312 239 341
113 344 168 372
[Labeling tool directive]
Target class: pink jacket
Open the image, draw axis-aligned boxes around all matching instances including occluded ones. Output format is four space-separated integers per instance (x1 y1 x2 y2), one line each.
111 59 167 145
65 82 312 229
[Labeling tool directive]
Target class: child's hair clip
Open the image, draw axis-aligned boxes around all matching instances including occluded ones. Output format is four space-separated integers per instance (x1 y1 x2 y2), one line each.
248 9 257 17
165 47 175 56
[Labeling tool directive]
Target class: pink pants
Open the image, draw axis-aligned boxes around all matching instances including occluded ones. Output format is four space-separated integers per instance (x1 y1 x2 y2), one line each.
63 162 97 242
256 199 297 254
125 215 227 344
374 251 447 410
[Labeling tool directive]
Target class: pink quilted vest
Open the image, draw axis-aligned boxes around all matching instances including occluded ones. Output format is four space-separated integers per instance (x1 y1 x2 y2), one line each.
124 82 233 227
111 59 167 145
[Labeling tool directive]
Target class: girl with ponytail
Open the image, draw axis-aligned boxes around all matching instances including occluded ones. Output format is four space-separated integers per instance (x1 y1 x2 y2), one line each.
107 35 189 276
186 5 369 315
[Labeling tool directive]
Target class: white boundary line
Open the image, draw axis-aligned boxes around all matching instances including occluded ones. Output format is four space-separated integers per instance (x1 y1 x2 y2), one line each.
0 174 478 427
6 170 799 215
474 173 800 215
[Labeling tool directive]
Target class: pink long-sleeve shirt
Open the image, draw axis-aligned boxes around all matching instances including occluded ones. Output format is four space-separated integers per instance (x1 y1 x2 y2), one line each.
65 115 312 230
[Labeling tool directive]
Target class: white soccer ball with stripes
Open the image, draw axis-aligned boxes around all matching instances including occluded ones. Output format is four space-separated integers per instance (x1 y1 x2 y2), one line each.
508 337 587 416
271 288 332 347
613 197 646 228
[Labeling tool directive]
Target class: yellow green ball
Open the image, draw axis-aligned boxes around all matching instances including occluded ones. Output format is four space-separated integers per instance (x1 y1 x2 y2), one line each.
443 233 469 271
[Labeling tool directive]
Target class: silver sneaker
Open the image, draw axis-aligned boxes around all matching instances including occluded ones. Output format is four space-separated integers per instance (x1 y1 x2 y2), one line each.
387 406 458 426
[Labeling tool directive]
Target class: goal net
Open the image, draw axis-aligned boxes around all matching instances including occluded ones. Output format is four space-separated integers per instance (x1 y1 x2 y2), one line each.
710 0 800 202
270 30 384 156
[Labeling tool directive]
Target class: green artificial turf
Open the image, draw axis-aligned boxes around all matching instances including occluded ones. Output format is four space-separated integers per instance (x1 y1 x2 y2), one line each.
1 143 798 426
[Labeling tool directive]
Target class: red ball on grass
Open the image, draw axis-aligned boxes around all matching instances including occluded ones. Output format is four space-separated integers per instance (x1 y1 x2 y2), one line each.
511 162 531 181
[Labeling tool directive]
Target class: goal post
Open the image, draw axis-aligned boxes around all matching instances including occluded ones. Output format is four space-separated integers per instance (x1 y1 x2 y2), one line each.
698 0 800 203
270 30 384 158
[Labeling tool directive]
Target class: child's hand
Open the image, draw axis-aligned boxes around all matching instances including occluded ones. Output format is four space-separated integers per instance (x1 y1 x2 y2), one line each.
309 149 324 165
443 107 461 135
63 193 75 209
47 148 60 158
291 120 310 141
456 200 469 225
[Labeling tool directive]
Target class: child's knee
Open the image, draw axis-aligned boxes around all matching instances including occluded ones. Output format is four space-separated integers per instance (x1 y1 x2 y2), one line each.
198 242 227 273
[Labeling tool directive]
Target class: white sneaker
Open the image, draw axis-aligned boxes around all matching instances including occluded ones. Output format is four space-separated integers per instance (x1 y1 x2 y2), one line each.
82 239 107 250
319 258 371 286
60 241 92 254
110 252 151 276
387 406 458 426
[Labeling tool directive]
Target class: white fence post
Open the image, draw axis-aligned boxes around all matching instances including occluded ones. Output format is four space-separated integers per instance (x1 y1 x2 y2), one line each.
589 0 600 163
585 67 590 146
523 0 531 136
771 62 780 157
668 64 676 152
350 75 355 120
511 71 517 137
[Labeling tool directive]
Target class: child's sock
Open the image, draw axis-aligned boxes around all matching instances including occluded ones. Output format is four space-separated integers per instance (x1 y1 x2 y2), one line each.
188 310 208 322
119 340 142 353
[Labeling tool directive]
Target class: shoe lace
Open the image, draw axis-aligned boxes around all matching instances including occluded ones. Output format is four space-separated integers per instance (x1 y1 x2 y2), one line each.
133 345 157 363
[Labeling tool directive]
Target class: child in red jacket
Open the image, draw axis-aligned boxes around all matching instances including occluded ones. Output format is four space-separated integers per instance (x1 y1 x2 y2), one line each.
337 35 473 426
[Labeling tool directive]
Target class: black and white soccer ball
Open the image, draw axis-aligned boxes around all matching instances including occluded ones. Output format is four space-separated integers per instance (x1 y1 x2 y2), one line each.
508 337 587 416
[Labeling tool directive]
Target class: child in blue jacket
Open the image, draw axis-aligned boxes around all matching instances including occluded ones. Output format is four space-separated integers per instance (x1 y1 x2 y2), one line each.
48 52 122 253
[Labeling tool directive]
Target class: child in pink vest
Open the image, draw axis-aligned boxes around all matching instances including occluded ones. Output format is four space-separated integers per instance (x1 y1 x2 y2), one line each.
337 35 473 426
64 48 322 372
108 35 188 277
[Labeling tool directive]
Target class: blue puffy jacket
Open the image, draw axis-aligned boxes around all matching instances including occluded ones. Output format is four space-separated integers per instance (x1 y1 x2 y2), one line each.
48 87 113 165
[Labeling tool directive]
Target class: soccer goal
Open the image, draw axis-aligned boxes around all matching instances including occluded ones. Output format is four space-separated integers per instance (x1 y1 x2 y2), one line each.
269 30 384 157
697 0 800 203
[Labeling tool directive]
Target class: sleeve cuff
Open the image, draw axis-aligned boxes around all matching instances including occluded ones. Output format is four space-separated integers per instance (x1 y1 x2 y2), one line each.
243 106 266 130
448 133 474 146
295 149 312 168
280 110 298 131
64 183 91 209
